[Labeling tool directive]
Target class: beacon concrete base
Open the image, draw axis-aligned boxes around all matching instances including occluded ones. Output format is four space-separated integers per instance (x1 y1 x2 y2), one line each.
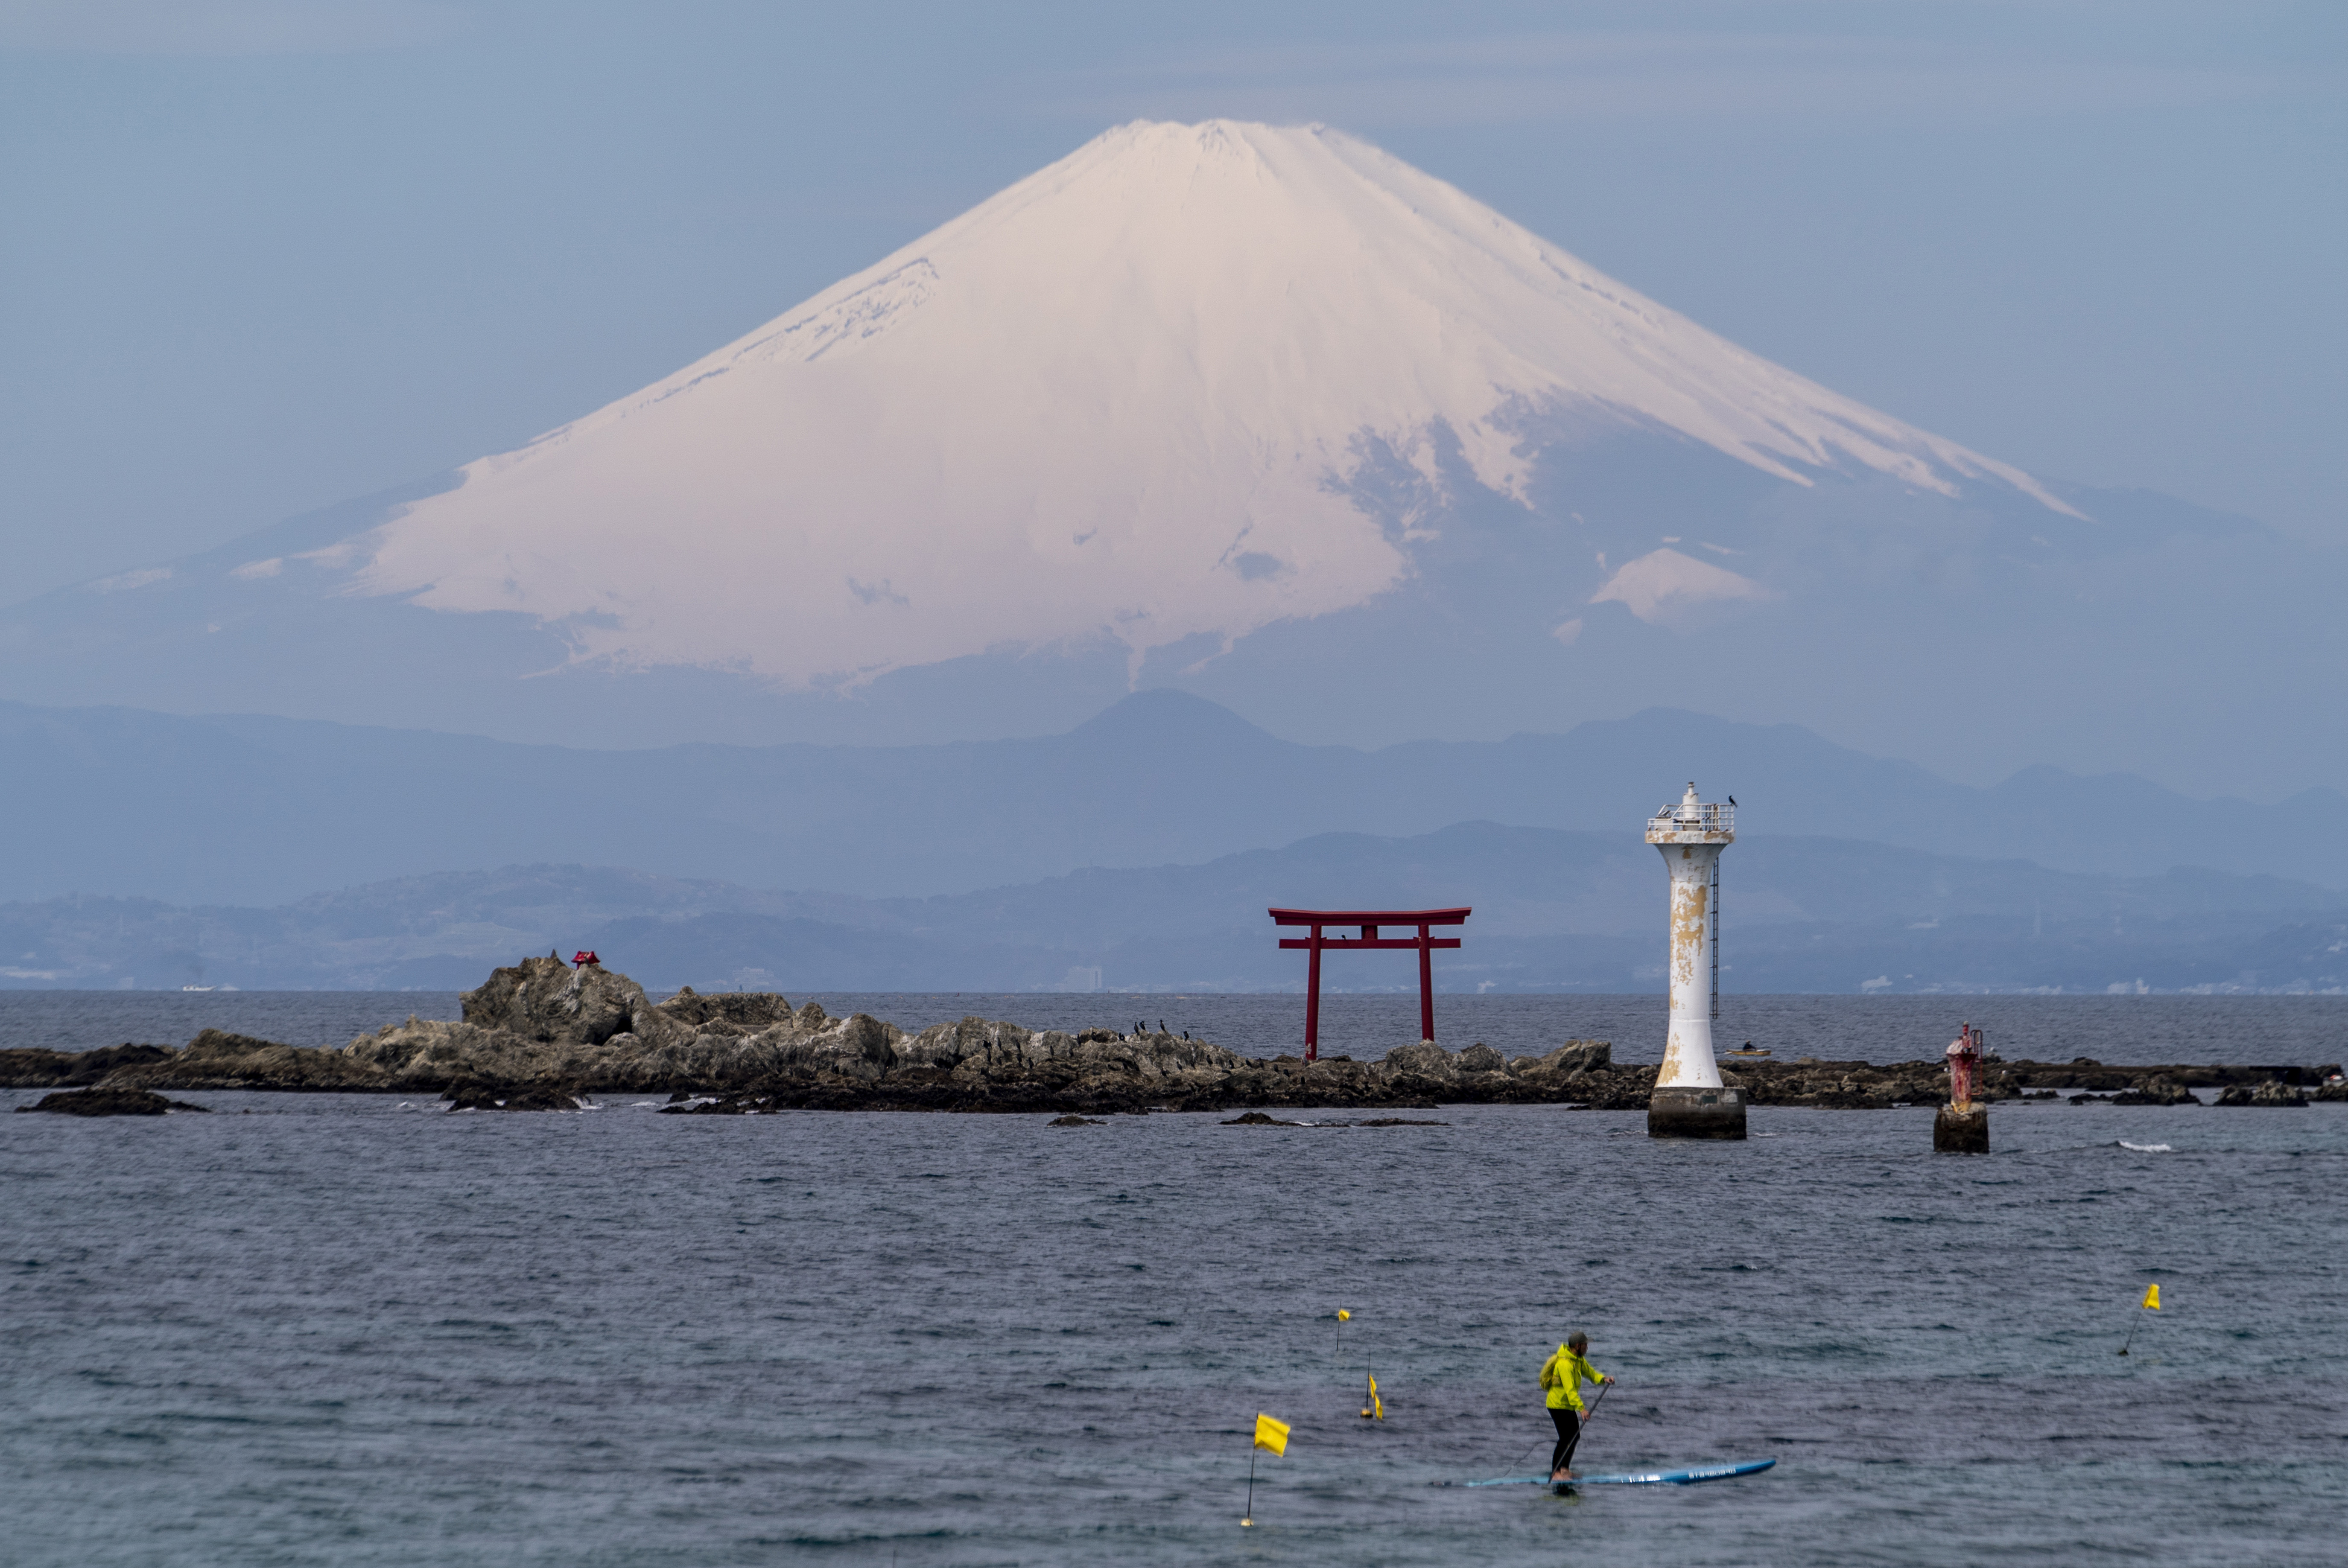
1933 1104 1989 1153
1647 1085 1746 1140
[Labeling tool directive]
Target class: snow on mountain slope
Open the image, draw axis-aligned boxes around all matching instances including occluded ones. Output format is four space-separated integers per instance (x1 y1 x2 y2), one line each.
345 119 2071 689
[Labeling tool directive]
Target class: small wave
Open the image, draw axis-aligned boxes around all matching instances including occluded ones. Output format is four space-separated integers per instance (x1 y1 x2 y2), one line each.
2118 1140 2173 1153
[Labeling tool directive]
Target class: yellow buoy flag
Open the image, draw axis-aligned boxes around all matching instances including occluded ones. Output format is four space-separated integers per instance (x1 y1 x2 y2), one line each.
2143 1284 2161 1311
1368 1374 1384 1421
1254 1414 1290 1456
1338 1309 1350 1321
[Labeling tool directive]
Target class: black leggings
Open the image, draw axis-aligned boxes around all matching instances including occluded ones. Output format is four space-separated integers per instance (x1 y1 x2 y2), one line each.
1549 1407 1581 1475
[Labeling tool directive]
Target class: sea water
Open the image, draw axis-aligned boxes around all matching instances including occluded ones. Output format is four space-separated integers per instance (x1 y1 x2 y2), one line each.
3 995 2344 1565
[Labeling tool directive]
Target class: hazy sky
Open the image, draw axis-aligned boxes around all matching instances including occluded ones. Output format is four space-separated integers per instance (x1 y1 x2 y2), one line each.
3 1 2342 600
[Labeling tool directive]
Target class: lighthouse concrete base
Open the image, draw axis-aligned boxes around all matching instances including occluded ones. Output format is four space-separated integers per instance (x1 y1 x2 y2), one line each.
1933 1103 1989 1153
1647 1085 1747 1140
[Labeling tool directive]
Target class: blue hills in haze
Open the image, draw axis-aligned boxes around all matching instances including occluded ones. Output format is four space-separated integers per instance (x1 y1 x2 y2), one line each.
3 825 2339 996
1 689 2340 910
2 692 2342 994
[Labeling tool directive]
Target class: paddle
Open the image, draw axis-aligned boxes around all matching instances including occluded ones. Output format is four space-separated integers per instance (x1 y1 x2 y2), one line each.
1553 1380 1614 1480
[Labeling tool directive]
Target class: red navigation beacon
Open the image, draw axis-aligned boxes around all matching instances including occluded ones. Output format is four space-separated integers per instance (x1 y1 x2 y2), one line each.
1268 907 1471 1063
1947 1023 1983 1108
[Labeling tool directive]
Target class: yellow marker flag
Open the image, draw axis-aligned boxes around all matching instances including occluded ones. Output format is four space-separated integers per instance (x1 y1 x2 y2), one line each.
2143 1284 2161 1311
1368 1374 1384 1421
1254 1414 1290 1456
1338 1309 1350 1321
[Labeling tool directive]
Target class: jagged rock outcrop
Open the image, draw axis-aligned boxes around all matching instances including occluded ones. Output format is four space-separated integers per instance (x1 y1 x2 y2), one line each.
1512 1040 1613 1081
1380 1041 1457 1086
2112 1075 2198 1106
97 1029 384 1092
340 1001 898 1094
654 985 799 1032
460 952 690 1047
0 1043 172 1089
2216 1081 2306 1107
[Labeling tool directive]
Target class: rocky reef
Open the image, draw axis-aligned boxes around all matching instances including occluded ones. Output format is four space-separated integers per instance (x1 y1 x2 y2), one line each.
645 1042 1614 1116
1714 1054 2337 1111
0 1043 172 1088
0 954 1616 1113
0 954 2336 1115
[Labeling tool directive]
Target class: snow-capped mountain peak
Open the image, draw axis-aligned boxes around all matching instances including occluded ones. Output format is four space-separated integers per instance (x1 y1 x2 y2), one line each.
342 119 2069 688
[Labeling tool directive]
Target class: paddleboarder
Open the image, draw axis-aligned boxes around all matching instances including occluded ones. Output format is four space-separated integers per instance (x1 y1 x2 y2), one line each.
1540 1332 1613 1481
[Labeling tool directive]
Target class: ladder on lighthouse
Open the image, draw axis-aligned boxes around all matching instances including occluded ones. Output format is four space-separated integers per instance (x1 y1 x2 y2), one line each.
1710 857 1720 1021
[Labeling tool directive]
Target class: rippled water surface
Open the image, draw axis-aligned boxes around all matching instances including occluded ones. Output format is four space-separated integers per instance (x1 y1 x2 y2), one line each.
4 997 2345 1565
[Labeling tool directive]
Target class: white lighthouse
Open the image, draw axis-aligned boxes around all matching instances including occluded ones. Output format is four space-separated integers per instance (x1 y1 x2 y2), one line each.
1645 782 1746 1139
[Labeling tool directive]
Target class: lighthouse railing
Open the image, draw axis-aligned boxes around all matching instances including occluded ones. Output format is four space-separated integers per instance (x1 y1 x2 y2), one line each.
1651 802 1735 834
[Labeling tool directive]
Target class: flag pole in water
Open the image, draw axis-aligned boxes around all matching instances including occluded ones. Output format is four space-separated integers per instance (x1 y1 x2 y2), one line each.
1243 1413 1288 1526
2118 1282 2161 1355
1336 1307 1348 1370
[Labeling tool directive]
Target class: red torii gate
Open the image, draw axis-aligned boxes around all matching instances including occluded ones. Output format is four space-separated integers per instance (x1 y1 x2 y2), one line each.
1269 906 1472 1062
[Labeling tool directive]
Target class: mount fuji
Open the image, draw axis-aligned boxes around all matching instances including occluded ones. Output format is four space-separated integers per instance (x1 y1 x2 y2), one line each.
5 120 2339 785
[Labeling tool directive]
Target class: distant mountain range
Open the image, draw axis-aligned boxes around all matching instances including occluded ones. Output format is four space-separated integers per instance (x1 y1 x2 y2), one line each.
6 825 2340 995
2 690 2340 912
4 121 2340 791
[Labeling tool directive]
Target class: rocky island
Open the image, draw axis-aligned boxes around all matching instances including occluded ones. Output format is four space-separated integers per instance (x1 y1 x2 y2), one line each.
3 955 2339 1114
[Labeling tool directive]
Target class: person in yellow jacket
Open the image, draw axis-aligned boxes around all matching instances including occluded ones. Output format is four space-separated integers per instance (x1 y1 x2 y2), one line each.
1540 1332 1613 1481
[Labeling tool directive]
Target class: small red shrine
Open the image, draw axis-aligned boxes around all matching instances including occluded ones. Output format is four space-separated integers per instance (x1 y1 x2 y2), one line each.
1268 906 1472 1062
